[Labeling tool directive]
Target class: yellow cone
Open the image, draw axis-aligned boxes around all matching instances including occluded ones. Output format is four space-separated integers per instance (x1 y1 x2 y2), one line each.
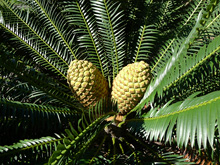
67 60 109 108
111 61 152 114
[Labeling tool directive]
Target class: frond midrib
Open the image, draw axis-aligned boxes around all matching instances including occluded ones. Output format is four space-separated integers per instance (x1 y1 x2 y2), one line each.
183 0 203 26
1 99 78 114
206 12 220 29
151 38 175 72
76 1 105 76
134 25 146 62
0 136 63 158
164 37 220 91
3 1 69 68
34 0 77 59
103 0 119 75
127 93 220 122
0 23 67 79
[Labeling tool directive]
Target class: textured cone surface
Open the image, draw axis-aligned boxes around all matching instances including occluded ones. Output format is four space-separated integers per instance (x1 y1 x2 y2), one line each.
111 61 152 114
67 60 109 108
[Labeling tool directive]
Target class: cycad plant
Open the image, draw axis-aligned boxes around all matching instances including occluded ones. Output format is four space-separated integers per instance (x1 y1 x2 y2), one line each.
1 0 220 164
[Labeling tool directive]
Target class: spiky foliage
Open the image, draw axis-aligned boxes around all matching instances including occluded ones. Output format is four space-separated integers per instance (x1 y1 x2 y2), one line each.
0 0 220 164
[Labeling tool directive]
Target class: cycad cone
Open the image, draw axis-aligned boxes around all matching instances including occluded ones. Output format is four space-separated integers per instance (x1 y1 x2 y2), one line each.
111 61 152 114
67 60 109 108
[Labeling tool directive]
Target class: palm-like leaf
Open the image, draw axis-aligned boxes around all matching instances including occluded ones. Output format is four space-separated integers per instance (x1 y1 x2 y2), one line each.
48 99 117 164
0 135 62 164
1 0 220 164
133 25 158 62
144 11 204 103
0 56 78 108
91 0 126 80
127 91 220 148
0 1 70 79
62 0 109 78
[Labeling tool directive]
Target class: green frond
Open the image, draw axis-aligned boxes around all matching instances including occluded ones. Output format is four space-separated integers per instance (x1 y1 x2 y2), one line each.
164 35 220 93
0 98 79 145
138 11 204 106
0 98 77 118
152 0 215 74
91 0 126 79
1 57 79 109
180 2 220 57
1 76 34 101
180 0 204 27
26 0 77 60
0 25 68 79
157 58 220 105
153 32 220 104
0 63 69 105
151 38 175 73
48 111 116 164
137 2 218 109
0 135 62 164
133 25 158 62
1 71 72 106
49 100 116 164
47 99 116 164
0 2 69 79
127 90 220 149
205 2 220 34
1 0 73 68
62 0 108 78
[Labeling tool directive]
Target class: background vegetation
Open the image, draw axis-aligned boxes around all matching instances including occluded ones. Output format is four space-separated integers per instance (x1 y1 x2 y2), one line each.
0 0 220 164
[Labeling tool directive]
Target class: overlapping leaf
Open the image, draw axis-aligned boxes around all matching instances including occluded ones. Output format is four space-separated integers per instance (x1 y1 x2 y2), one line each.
127 91 220 149
62 0 109 78
136 2 219 110
91 0 126 80
0 56 79 109
0 0 77 79
0 135 62 164
48 99 117 164
133 25 158 62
